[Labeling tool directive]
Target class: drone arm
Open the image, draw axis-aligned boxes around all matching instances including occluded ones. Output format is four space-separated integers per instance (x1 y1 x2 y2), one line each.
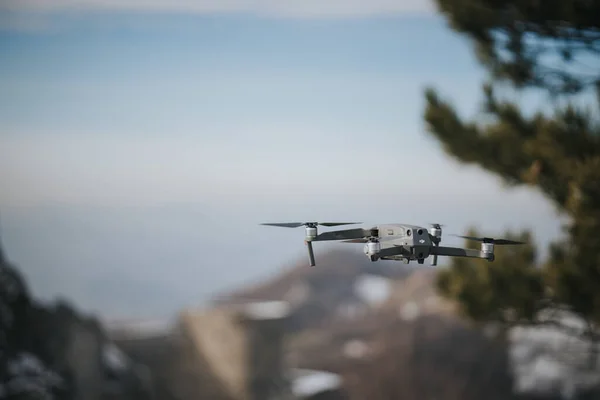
430 246 485 259
304 227 370 267
313 228 371 242
378 246 411 258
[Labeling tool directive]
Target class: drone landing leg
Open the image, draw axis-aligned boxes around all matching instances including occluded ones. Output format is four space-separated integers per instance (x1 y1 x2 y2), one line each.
305 240 316 267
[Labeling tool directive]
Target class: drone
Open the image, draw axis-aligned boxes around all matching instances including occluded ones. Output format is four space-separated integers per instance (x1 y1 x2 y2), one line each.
260 222 525 267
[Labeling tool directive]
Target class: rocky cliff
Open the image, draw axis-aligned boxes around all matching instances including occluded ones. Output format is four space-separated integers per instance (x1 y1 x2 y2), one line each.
0 243 152 400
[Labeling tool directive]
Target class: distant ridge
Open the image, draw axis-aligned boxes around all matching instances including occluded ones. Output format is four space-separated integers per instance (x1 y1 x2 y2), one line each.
212 248 415 332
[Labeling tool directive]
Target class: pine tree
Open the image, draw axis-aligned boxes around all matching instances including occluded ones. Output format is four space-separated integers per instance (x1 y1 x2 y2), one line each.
424 0 600 347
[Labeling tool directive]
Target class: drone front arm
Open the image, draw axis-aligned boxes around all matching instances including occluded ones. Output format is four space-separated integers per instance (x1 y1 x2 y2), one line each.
378 246 410 258
430 246 488 260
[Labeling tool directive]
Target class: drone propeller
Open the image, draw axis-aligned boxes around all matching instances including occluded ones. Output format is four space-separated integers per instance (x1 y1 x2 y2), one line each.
429 223 445 228
260 222 361 228
452 235 526 245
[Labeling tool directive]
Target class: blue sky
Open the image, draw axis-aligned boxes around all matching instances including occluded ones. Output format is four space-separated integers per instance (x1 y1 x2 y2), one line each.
1 8 490 208
0 1 566 320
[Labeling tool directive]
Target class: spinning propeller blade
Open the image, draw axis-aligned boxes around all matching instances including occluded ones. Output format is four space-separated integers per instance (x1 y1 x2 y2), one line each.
260 222 361 228
429 223 445 228
319 222 362 227
260 222 305 228
452 235 526 245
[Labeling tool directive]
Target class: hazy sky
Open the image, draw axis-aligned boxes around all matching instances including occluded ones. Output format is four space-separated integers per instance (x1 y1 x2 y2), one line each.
0 1 566 321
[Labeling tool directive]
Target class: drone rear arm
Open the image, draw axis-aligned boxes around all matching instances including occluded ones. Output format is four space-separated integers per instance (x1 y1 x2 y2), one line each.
430 246 488 260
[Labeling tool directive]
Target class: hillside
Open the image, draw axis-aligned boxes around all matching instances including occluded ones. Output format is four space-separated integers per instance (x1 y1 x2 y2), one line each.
0 242 152 399
7 239 597 400
210 249 526 399
213 249 600 400
282 268 459 372
213 248 416 332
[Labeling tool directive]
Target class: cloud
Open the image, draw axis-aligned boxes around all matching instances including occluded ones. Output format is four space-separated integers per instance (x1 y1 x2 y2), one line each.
1 0 434 18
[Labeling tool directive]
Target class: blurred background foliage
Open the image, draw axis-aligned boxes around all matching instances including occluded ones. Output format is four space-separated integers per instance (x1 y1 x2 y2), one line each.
436 229 543 324
425 0 600 346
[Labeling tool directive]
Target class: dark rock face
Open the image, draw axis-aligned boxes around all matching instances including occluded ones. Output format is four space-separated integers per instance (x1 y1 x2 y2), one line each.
0 245 152 400
113 327 236 400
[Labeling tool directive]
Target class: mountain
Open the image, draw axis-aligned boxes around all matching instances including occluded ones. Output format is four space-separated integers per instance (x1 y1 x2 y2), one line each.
212 248 416 332
210 248 523 399
213 249 600 400
0 241 152 399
